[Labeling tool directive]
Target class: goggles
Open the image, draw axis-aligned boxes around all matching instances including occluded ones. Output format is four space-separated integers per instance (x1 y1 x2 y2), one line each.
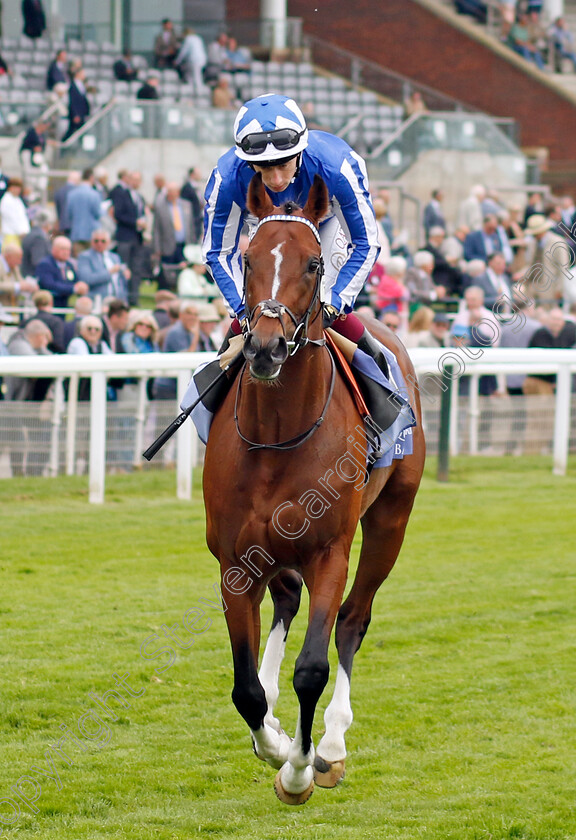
237 127 306 156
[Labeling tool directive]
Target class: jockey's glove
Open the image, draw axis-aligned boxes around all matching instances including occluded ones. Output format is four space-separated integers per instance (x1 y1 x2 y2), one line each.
322 304 340 328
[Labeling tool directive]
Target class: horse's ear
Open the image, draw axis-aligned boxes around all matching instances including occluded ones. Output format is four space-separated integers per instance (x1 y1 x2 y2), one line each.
303 174 329 227
247 172 275 220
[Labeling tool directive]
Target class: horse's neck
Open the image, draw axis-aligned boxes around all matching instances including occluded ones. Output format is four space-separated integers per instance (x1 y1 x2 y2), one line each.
241 346 331 439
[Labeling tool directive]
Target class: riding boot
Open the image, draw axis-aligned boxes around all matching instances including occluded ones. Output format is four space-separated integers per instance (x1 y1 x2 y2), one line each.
353 328 407 444
193 325 244 413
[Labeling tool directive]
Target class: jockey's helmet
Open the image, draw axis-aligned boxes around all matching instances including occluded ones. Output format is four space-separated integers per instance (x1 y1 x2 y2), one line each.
233 94 309 163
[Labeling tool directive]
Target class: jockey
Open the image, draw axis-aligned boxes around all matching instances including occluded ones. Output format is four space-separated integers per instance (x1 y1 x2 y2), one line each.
202 93 388 365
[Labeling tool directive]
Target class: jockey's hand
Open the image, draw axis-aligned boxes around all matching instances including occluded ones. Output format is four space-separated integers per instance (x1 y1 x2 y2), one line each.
322 304 340 328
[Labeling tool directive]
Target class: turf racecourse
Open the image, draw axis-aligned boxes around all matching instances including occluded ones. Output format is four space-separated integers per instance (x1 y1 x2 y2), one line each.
1 458 575 840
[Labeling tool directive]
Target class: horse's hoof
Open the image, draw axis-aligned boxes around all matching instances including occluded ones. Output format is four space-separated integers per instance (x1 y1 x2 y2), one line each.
274 771 314 805
313 755 346 788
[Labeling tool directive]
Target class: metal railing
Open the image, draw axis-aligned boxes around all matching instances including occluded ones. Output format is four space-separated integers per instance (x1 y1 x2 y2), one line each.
0 347 574 502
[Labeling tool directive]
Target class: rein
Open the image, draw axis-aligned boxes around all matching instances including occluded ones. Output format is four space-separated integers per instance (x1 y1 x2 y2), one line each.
234 351 336 451
235 211 335 451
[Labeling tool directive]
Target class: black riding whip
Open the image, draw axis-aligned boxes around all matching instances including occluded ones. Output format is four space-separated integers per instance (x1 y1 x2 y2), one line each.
142 352 243 461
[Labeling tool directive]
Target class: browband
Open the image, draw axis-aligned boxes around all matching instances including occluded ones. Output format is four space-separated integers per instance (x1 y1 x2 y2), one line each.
252 214 322 246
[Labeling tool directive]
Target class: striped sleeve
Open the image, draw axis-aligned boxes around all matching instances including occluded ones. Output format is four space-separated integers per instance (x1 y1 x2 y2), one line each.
329 150 380 313
202 166 245 316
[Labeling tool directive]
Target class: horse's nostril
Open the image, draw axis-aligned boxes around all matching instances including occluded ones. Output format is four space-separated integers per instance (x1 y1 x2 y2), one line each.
243 332 261 361
270 336 289 365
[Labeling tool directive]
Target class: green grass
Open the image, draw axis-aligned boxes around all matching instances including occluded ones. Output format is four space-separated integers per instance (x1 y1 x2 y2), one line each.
1 458 575 839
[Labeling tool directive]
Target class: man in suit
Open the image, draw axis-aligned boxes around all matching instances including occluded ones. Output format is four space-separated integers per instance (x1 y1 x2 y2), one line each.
46 49 68 90
463 251 513 311
154 18 179 69
180 168 203 243
22 0 46 39
21 209 53 277
137 73 160 100
423 189 446 238
36 236 88 309
63 68 90 142
463 214 513 266
153 181 194 269
21 290 66 353
65 168 102 254
77 229 130 303
110 171 147 305
54 170 81 234
113 50 138 82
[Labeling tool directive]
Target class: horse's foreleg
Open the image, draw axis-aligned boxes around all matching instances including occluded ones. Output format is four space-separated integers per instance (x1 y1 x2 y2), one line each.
274 551 348 805
315 472 419 787
224 580 291 771
258 571 302 735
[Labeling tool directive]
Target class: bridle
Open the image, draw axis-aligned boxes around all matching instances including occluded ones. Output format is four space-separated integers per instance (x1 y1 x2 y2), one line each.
242 214 326 356
235 212 336 451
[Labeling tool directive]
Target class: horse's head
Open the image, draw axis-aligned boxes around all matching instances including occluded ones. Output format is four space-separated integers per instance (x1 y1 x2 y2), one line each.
242 172 329 381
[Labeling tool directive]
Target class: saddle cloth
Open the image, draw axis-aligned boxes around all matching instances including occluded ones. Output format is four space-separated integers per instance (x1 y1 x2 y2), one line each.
181 334 416 468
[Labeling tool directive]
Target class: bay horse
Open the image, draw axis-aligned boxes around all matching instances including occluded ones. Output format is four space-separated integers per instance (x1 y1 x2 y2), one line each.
203 173 425 804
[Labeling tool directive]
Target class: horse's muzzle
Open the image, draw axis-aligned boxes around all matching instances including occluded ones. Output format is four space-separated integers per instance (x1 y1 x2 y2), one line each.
243 332 289 380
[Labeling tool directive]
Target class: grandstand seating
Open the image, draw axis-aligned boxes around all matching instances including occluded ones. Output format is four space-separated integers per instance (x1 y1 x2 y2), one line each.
0 34 405 152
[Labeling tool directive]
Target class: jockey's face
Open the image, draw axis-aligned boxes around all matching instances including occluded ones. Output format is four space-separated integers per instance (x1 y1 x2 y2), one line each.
253 158 298 193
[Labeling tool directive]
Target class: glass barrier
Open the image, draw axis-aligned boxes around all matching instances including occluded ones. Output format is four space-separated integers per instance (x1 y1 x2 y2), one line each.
365 112 526 181
56 102 236 167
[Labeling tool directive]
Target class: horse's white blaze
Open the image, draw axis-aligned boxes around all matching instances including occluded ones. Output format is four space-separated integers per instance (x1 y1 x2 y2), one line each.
270 242 284 299
316 664 353 762
258 620 286 732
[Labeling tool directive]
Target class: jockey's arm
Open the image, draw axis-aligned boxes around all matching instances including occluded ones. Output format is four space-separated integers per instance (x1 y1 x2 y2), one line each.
327 160 380 314
203 168 245 317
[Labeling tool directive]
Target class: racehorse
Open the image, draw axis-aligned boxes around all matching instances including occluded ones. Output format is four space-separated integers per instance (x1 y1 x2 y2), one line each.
202 173 425 804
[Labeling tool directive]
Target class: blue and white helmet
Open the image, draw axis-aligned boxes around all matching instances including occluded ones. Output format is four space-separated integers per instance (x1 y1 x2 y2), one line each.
234 93 309 163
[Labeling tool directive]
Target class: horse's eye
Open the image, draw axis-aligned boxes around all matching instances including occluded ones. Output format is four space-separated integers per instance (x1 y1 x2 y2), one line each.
308 258 320 273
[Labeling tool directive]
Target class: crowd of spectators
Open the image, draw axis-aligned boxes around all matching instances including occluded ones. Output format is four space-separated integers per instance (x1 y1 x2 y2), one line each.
453 0 576 74
359 182 576 410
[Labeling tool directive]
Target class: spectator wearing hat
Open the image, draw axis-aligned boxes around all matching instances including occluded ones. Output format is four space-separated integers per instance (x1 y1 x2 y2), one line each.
154 19 180 69
21 289 66 353
21 209 53 277
0 179 31 246
197 303 222 351
0 242 37 307
520 214 566 303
